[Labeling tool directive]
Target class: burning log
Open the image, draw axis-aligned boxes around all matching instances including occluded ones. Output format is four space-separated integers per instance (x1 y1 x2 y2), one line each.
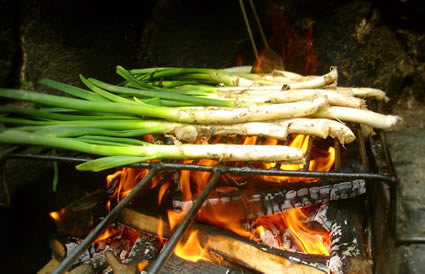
45 223 156 274
312 199 372 274
119 208 326 273
171 180 366 220
103 233 158 274
49 189 109 237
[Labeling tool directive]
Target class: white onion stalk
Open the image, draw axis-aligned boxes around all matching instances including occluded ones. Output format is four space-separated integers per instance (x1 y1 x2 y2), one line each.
219 89 365 109
173 97 328 124
208 72 254 87
311 106 402 129
282 118 356 144
0 130 305 164
335 87 389 102
175 118 355 144
222 66 253 73
285 67 338 90
271 69 304 80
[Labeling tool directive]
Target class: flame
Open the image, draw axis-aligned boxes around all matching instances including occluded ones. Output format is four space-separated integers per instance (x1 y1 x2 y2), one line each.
198 202 254 239
158 182 170 205
282 208 330 255
253 207 329 255
157 216 165 245
138 261 149 271
262 134 335 183
103 134 333 263
95 225 119 242
255 225 265 238
49 211 60 222
107 168 151 203
174 230 222 264
265 2 318 74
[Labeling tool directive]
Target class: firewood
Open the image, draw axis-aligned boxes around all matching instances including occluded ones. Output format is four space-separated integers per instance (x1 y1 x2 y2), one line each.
119 208 325 274
312 199 372 274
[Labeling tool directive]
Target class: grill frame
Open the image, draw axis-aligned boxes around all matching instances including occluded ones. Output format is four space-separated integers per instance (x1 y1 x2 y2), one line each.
1 128 412 274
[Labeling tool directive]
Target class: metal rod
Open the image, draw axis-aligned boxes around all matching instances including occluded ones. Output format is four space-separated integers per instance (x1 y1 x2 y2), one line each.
0 163 10 207
6 152 397 183
302 136 314 171
239 0 259 60
148 168 222 273
378 131 425 244
248 0 269 48
356 128 370 172
8 153 89 163
334 139 341 171
52 164 162 274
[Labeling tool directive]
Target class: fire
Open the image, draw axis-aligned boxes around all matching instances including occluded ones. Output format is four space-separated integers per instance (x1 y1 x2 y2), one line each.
262 134 335 183
103 133 333 264
138 261 149 271
253 207 330 255
265 1 318 74
49 211 60 222
173 230 221 264
106 168 151 203
95 225 119 242
282 208 329 255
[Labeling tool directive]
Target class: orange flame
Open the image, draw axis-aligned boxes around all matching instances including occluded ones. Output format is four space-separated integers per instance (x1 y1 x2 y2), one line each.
138 261 149 271
106 168 151 203
49 211 60 222
95 225 119 242
158 182 170 205
265 2 318 74
253 207 330 255
104 134 333 262
282 208 330 255
174 230 222 264
262 134 335 183
157 216 165 245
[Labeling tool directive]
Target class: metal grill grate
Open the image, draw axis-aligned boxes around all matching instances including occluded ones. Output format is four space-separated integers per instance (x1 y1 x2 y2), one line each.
1 128 408 273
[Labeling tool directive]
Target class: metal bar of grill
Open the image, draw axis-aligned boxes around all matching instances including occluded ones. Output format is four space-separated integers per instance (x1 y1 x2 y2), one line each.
5 152 396 182
148 168 222 273
52 164 162 274
377 131 425 244
0 130 403 273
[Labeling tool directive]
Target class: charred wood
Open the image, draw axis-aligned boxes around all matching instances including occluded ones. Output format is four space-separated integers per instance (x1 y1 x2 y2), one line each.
51 189 109 237
171 180 366 220
119 208 327 273
156 254 242 274
103 233 158 274
312 199 372 274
